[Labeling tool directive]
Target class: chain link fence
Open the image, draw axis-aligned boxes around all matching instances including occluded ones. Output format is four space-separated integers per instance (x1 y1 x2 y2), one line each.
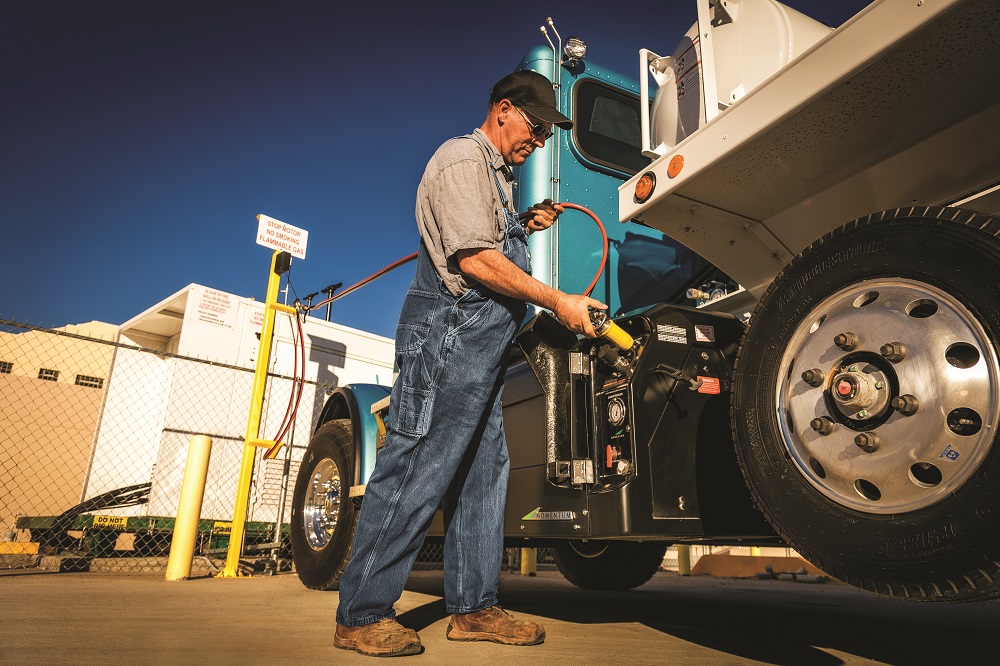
0 318 340 573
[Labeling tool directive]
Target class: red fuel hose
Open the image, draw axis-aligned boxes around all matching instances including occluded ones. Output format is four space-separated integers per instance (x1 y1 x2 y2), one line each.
309 201 608 311
318 251 420 306
557 202 608 298
264 313 306 460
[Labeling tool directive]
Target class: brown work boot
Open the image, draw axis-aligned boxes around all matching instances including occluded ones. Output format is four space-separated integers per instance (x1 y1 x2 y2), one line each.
446 606 545 646
334 618 423 657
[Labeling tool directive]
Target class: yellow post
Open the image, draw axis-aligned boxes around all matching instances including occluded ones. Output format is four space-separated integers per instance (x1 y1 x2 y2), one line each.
677 544 691 576
165 435 213 581
750 546 763 557
520 547 537 576
219 250 290 578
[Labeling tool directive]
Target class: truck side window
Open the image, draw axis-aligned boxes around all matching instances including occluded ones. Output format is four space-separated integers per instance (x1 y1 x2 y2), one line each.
572 80 652 175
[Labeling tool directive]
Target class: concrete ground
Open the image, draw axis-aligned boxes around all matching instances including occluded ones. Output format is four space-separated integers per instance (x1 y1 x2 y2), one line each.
2 566 998 665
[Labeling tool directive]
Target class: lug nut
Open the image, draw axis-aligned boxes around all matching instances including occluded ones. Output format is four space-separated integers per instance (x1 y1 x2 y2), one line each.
801 368 824 387
810 417 835 436
834 332 859 351
880 341 906 363
854 431 881 453
891 394 919 416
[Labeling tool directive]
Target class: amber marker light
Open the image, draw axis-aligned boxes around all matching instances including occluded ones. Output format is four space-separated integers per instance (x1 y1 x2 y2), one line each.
634 171 655 203
667 155 684 178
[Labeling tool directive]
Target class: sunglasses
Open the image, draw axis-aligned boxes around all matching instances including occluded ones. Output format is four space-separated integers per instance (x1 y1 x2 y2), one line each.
514 106 554 142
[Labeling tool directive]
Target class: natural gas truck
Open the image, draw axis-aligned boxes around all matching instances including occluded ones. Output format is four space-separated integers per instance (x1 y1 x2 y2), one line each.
291 0 1000 603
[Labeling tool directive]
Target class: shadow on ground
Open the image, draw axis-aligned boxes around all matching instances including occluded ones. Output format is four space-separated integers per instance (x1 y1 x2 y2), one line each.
397 570 1000 665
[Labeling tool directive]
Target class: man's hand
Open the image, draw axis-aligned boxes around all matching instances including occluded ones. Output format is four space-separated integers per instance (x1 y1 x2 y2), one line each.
522 198 563 234
553 293 605 337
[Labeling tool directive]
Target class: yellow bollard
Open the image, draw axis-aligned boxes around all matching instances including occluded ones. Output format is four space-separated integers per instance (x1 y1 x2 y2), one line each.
520 547 537 576
677 544 691 576
165 435 213 581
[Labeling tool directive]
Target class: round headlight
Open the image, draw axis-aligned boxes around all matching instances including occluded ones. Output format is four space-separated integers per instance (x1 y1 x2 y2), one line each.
564 36 587 60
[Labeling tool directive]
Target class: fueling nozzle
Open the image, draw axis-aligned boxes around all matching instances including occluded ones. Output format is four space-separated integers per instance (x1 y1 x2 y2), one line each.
589 309 634 351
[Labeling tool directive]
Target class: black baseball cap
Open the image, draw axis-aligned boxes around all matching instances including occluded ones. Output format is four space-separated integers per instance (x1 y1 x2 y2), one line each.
489 70 572 129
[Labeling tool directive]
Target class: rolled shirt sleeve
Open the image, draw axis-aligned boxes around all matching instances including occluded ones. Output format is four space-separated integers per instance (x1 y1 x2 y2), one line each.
434 159 501 257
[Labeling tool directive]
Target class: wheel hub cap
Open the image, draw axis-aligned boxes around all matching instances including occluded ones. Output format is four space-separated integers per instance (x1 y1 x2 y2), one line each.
302 458 341 550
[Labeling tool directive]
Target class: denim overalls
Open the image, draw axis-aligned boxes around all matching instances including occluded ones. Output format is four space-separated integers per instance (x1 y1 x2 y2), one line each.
337 136 530 626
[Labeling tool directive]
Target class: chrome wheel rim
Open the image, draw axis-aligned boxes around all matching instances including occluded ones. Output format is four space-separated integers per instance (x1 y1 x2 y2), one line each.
777 278 999 514
302 458 341 550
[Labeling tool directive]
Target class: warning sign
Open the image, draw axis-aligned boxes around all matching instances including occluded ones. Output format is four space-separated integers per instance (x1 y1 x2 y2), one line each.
657 323 687 344
697 376 721 394
256 214 308 259
695 325 716 343
250 307 264 329
192 286 238 330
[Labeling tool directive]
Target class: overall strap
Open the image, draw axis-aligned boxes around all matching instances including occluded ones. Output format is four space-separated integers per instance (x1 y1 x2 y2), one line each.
460 135 514 213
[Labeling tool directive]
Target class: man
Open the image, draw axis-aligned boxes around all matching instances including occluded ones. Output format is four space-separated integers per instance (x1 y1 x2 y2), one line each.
334 70 605 657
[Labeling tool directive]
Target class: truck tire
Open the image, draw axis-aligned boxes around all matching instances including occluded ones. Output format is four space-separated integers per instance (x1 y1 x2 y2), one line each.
553 541 667 590
732 206 1000 602
290 419 358 590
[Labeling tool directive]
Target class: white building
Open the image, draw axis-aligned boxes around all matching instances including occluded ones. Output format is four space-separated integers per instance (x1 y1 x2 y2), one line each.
82 283 394 524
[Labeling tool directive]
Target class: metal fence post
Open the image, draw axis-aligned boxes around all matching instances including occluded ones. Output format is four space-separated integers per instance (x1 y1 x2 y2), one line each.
165 435 213 581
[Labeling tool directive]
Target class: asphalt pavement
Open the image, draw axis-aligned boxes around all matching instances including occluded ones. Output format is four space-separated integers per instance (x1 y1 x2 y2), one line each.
2 566 998 665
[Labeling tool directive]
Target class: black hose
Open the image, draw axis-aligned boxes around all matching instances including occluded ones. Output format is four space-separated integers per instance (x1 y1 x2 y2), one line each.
37 483 151 551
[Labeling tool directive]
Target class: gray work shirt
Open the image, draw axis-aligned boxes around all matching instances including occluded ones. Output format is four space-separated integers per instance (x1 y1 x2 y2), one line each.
415 128 514 297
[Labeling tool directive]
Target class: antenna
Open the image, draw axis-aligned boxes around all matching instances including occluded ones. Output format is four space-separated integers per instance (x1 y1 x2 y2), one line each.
540 25 556 52
541 17 564 204
546 17 562 48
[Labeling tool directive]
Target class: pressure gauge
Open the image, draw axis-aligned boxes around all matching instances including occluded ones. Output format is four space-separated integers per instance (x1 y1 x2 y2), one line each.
608 396 626 426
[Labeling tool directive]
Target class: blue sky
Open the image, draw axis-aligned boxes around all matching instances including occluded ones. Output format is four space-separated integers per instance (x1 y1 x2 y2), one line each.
3 0 868 340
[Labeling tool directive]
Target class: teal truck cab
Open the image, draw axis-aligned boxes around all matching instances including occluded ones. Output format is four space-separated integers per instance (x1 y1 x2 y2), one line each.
292 0 1000 603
